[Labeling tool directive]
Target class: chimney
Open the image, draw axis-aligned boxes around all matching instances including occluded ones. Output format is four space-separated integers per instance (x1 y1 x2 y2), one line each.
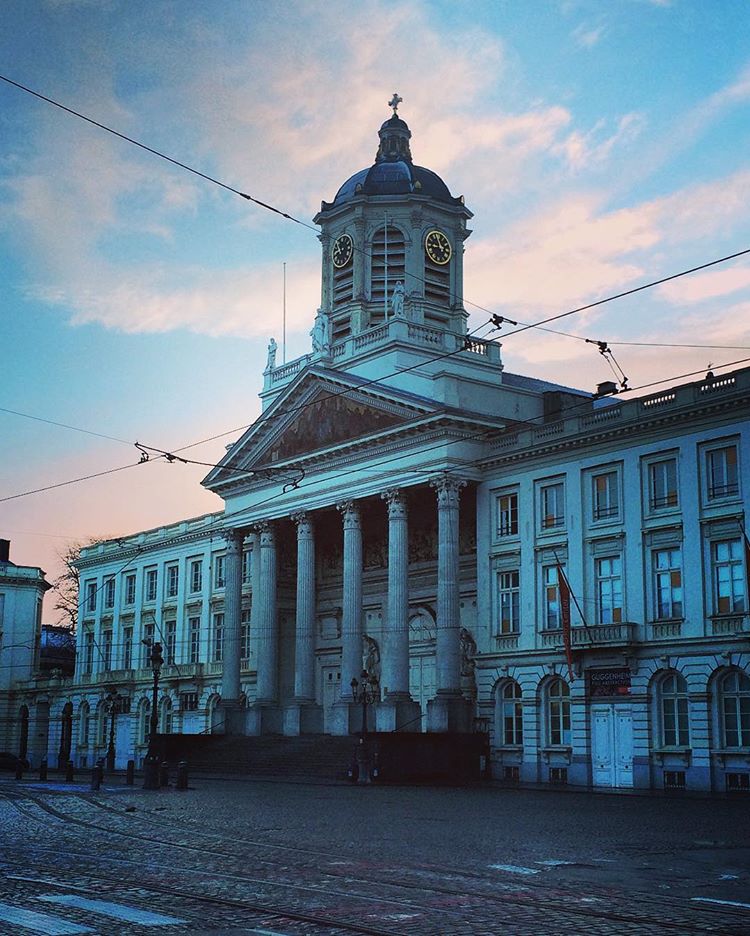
0 539 9 563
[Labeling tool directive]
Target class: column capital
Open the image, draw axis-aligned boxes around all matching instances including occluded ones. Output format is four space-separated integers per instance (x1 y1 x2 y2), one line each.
253 520 276 546
382 488 407 518
337 500 361 529
291 511 314 533
221 528 244 552
430 474 467 507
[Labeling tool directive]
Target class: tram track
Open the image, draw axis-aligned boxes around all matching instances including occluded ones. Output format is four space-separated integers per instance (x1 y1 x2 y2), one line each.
2 788 746 934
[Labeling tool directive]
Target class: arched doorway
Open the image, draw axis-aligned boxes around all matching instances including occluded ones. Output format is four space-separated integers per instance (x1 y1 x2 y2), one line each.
58 701 73 769
18 705 29 763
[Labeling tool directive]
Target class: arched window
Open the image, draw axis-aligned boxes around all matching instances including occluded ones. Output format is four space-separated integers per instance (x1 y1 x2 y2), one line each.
137 699 151 747
547 678 570 746
96 703 108 748
78 702 90 748
370 224 405 317
660 671 689 747
720 670 750 748
496 681 523 746
159 697 173 735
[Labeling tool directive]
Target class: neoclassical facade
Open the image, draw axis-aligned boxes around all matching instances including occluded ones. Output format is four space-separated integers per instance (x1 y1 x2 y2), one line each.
4 103 749 792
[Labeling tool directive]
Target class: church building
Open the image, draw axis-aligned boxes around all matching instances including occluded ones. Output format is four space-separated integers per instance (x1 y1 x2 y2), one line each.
4 100 749 793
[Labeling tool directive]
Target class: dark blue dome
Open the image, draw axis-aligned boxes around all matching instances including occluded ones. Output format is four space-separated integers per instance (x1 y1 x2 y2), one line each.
319 109 463 212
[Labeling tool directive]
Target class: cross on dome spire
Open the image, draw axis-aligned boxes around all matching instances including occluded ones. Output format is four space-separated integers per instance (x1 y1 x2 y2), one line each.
388 92 403 114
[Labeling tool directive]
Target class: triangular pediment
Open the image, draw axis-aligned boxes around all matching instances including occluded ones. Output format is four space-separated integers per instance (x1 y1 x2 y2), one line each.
203 368 438 490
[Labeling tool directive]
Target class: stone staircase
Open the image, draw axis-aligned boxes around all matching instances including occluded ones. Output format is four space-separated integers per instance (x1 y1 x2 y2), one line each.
157 733 358 780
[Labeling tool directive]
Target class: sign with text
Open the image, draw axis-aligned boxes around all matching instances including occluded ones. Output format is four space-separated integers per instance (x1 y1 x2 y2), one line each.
588 667 631 697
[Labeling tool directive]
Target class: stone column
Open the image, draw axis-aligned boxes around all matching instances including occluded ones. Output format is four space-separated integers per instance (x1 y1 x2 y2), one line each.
427 475 472 732
283 513 323 735
254 521 278 705
221 529 243 704
292 512 316 701
338 500 363 697
377 489 421 732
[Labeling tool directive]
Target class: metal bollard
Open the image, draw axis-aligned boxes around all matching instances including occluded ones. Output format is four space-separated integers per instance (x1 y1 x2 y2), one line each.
39 758 48 782
90 764 101 791
158 761 170 788
125 759 135 785
65 760 74 783
175 760 188 791
14 761 23 781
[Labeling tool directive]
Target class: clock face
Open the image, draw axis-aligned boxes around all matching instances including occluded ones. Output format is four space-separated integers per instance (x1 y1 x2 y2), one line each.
425 229 452 265
332 233 353 269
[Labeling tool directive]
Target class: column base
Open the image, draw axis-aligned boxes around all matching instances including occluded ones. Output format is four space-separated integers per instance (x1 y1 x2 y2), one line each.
246 703 283 736
217 700 248 736
375 696 423 733
329 700 373 736
426 692 473 733
283 701 323 736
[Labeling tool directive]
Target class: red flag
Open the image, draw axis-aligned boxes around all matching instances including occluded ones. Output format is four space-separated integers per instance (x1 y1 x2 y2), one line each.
557 564 574 683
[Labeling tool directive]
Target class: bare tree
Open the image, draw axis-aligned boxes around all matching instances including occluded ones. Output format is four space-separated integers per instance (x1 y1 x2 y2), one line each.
51 539 104 630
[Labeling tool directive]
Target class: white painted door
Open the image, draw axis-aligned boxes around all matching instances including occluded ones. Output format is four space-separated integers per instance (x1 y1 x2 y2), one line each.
322 666 341 733
591 704 633 788
409 656 436 730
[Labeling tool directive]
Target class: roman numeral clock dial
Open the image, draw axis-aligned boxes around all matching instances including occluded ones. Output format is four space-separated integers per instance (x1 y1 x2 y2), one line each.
332 233 353 268
425 229 452 265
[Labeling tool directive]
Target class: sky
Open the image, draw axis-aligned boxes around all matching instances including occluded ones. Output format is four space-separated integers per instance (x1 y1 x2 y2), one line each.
1 0 750 600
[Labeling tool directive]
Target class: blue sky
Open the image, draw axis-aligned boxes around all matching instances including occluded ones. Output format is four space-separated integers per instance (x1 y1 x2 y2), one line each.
1 0 749 590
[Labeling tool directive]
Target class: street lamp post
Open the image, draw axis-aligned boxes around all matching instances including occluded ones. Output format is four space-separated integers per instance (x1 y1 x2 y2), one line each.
104 690 121 772
142 639 163 790
350 669 377 784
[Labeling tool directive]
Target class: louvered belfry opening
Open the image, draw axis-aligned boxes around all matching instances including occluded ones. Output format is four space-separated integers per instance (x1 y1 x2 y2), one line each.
370 224 405 325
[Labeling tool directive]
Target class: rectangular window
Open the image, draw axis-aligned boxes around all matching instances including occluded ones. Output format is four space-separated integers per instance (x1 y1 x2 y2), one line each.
102 629 113 671
707 445 739 500
241 609 251 661
213 555 226 590
145 568 157 603
180 692 199 712
85 581 97 614
124 573 136 606
497 492 519 537
165 564 179 599
593 471 619 521
213 612 224 663
164 620 177 666
596 555 623 624
242 549 252 585
189 559 203 594
83 631 94 674
712 538 747 614
189 616 201 665
653 548 683 619
122 626 133 670
103 578 115 609
543 564 563 630
497 571 520 635
649 458 678 510
541 482 565 530
663 698 689 747
141 622 155 667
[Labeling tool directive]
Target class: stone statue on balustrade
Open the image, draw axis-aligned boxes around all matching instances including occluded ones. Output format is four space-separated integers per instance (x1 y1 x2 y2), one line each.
310 308 330 354
265 337 277 371
391 280 405 318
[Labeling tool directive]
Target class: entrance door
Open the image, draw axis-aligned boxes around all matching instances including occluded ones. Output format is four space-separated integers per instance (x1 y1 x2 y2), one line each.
409 655 436 730
591 704 633 787
322 666 341 733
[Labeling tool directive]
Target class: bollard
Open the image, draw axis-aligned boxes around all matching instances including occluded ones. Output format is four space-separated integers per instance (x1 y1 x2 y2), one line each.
125 759 135 785
90 764 101 791
14 761 23 781
158 761 170 788
39 758 48 782
65 760 74 783
175 760 188 791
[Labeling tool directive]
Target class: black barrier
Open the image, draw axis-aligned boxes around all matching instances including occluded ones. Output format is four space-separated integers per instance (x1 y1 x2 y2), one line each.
159 761 169 787
126 759 135 785
65 760 74 783
14 762 23 781
39 758 48 782
176 761 188 791
90 764 101 791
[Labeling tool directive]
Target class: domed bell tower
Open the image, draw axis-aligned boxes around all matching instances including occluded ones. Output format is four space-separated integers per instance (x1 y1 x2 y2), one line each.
313 95 473 346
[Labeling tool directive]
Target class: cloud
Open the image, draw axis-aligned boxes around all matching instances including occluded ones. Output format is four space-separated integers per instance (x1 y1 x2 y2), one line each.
658 265 750 305
572 24 605 48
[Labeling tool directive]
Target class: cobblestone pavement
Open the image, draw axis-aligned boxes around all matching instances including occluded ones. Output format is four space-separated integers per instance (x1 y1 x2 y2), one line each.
0 774 749 935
